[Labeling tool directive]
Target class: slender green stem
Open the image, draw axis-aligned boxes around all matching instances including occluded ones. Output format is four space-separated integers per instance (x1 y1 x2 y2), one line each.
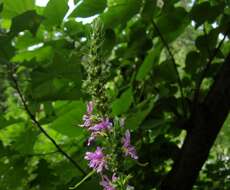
69 170 96 190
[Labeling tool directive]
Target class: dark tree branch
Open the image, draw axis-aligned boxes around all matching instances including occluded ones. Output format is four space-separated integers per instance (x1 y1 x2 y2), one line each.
161 52 230 190
193 31 229 110
151 20 185 114
7 65 86 176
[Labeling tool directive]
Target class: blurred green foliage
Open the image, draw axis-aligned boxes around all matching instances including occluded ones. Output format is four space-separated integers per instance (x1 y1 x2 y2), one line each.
0 0 229 189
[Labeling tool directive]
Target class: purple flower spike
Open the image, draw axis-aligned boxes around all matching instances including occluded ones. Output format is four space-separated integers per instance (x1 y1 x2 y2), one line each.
100 175 116 190
89 118 112 132
84 147 107 173
122 130 138 160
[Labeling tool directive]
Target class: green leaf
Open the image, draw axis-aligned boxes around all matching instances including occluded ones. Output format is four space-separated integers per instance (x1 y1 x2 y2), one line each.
101 28 116 56
124 21 152 58
225 7 230 15
12 45 53 62
155 7 190 43
13 127 39 154
49 101 86 137
136 44 162 81
1 0 35 19
221 40 230 57
163 0 180 9
190 2 225 27
0 116 22 129
0 3 3 13
29 80 82 101
153 60 178 83
195 30 218 56
26 53 83 101
100 0 141 28
141 0 157 23
64 19 86 38
43 0 68 28
30 159 59 190
53 161 82 185
10 10 43 36
143 119 171 130
0 158 28 190
185 51 204 75
142 119 171 140
14 31 41 49
126 98 155 130
112 88 133 116
0 35 15 59
69 0 107 18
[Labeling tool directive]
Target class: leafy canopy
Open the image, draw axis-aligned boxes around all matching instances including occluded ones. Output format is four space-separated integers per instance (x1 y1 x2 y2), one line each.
0 0 229 189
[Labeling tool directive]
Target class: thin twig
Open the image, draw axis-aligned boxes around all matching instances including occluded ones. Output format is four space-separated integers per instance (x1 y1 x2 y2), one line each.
151 20 185 114
7 65 86 176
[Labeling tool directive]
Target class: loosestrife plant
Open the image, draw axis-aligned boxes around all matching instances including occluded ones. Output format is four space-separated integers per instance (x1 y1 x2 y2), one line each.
81 101 138 190
73 19 138 190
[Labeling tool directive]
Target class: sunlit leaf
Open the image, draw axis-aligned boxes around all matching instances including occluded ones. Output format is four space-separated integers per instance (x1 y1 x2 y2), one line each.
1 0 35 18
43 0 68 28
100 0 141 28
112 88 133 116
69 0 107 18
49 101 86 137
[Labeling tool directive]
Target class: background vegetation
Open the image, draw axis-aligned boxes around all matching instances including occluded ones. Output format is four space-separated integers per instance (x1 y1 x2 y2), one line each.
0 0 229 189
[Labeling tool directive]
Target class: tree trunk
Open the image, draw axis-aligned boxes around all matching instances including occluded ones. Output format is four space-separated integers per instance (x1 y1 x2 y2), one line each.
161 53 230 190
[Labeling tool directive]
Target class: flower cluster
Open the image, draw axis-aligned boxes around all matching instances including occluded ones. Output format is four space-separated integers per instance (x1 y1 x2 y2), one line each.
122 130 138 160
100 174 117 190
81 101 112 146
81 101 138 190
84 147 107 173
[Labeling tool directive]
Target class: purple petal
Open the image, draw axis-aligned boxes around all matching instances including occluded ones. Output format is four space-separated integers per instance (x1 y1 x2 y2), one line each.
100 175 116 190
87 101 93 114
84 147 107 173
87 135 96 146
122 130 138 160
112 173 117 182
89 118 112 132
122 130 131 147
